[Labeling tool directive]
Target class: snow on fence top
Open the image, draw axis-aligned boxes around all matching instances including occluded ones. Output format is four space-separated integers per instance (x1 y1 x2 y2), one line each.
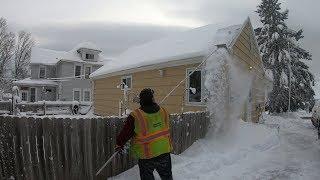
91 20 245 79
31 42 106 65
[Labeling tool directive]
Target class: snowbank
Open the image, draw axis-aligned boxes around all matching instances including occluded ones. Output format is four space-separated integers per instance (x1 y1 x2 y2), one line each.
112 113 320 179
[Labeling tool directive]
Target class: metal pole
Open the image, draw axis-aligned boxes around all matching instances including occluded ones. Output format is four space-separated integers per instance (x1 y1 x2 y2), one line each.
288 60 291 113
287 41 291 114
95 152 118 176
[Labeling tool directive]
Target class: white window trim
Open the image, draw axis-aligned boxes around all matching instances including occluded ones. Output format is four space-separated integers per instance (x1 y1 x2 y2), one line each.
185 68 205 107
39 65 46 79
20 90 29 102
74 64 82 78
73 88 81 102
121 75 133 90
84 65 92 79
83 88 91 102
30 87 37 102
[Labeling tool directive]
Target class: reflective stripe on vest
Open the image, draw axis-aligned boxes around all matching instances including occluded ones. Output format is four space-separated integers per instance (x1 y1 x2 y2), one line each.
134 129 170 144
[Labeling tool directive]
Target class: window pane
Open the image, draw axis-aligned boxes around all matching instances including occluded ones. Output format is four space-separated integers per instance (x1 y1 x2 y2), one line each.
30 88 36 102
85 67 91 79
74 91 80 101
188 70 202 103
84 91 90 101
40 67 45 78
126 77 132 88
21 92 27 101
121 76 132 89
75 66 81 77
86 54 94 59
122 78 127 89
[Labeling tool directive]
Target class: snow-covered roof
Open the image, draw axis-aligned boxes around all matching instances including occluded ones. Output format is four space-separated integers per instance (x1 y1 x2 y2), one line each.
13 78 58 86
31 48 66 65
72 42 102 52
31 42 106 65
91 19 247 79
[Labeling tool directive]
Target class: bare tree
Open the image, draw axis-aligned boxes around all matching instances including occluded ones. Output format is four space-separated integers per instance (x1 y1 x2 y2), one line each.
14 31 34 79
0 17 15 78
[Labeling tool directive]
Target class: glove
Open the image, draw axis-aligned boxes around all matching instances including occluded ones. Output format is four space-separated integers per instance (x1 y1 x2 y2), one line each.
115 145 124 153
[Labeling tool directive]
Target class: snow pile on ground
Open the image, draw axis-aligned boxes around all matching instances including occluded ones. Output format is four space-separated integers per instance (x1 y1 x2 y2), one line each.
112 113 320 180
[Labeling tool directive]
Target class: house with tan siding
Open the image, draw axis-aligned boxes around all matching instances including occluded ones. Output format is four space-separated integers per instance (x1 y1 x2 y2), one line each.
90 18 272 123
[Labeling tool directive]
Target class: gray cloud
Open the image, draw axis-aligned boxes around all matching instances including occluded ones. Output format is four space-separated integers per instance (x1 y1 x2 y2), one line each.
14 23 187 58
2 0 319 74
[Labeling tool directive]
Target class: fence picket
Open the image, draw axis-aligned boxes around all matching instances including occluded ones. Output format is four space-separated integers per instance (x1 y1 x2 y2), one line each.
0 112 209 179
62 119 71 180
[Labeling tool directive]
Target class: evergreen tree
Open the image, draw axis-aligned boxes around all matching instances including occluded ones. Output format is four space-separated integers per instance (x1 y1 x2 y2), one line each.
255 0 314 113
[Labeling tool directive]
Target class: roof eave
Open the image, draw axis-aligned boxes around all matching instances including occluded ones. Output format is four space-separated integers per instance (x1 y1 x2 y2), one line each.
91 54 205 80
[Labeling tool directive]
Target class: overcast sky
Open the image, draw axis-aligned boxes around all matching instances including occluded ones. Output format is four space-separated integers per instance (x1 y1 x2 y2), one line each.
1 0 318 74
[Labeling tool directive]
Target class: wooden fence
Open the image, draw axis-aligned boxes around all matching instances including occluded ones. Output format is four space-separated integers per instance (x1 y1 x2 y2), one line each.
0 112 209 180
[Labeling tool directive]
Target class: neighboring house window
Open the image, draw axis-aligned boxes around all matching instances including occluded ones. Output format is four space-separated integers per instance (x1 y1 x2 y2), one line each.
121 75 132 89
83 89 91 102
30 88 36 102
39 66 46 79
75 65 82 78
86 54 94 60
21 91 28 101
85 66 92 79
73 89 81 101
186 69 204 105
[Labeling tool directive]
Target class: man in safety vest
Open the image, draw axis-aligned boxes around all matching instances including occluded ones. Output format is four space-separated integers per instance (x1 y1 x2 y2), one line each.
116 88 173 180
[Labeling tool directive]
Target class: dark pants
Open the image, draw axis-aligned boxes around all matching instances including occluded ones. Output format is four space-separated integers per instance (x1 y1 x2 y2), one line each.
138 153 173 180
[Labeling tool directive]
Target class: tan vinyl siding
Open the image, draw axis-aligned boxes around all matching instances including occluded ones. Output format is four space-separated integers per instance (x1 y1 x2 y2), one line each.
231 21 266 123
93 63 205 116
94 20 267 122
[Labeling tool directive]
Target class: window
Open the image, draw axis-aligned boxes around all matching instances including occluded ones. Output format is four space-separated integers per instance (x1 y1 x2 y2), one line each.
73 89 81 101
21 91 28 101
86 54 94 59
83 89 91 102
121 75 132 89
75 65 82 78
39 66 46 79
30 88 36 102
186 69 204 105
85 66 92 79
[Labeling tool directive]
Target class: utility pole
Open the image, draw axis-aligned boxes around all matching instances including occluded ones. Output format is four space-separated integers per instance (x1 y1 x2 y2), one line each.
287 41 291 114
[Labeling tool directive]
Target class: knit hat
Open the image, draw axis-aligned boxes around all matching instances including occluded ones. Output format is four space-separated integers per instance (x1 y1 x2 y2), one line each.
139 88 155 107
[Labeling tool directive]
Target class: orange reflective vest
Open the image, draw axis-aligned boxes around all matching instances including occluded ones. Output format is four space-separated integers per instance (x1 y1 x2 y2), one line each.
130 107 172 159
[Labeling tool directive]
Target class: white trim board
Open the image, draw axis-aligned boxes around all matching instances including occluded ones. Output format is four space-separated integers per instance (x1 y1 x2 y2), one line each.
121 75 133 90
185 67 206 107
91 55 205 79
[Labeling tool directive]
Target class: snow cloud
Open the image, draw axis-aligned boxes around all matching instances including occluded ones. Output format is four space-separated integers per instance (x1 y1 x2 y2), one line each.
1 0 319 72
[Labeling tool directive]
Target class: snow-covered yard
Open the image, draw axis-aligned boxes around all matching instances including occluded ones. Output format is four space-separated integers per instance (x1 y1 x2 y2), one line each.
111 112 320 180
